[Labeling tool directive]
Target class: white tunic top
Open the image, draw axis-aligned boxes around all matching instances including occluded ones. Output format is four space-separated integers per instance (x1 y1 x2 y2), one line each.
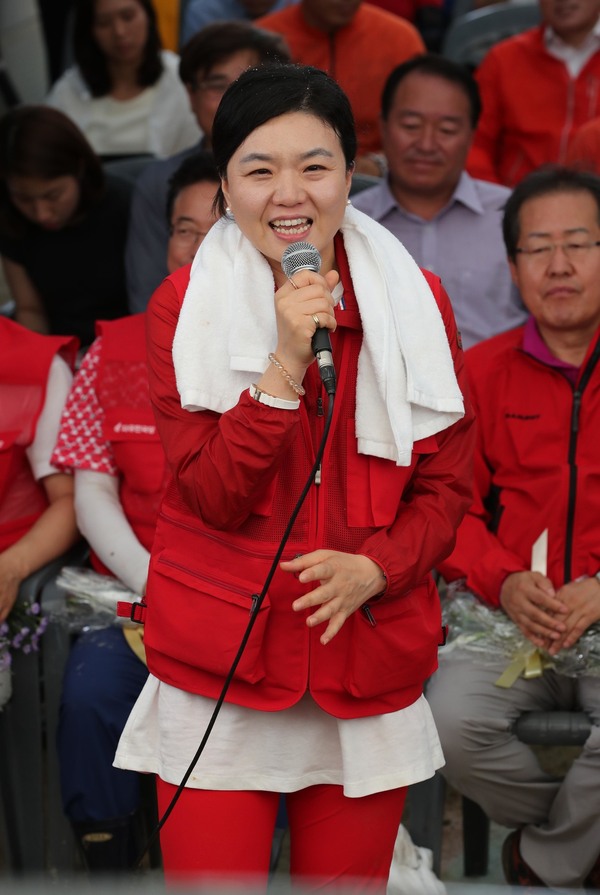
114 677 444 798
46 50 201 158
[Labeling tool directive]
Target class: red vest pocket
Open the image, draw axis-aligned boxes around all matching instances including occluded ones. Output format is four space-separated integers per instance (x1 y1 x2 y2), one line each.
342 583 440 699
144 552 270 685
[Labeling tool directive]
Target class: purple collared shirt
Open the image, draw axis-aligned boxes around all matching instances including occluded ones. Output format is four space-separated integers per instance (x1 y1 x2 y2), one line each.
352 172 528 348
522 316 579 384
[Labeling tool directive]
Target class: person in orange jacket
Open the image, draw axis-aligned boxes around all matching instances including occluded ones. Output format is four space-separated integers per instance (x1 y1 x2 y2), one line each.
256 0 425 175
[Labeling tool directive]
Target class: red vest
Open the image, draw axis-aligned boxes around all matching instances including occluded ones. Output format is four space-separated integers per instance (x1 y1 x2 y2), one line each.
0 318 77 551
94 314 167 563
139 255 467 720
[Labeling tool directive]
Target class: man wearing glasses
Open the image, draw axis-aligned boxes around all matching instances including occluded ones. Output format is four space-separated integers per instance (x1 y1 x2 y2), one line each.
427 166 600 890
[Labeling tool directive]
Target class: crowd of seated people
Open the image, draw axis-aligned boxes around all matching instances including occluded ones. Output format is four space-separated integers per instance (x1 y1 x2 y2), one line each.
2 0 600 887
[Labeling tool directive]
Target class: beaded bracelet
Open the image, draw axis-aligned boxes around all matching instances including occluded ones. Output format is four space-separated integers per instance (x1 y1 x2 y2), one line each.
267 353 306 396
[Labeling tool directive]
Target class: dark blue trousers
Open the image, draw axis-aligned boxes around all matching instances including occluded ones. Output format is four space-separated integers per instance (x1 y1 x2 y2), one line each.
57 625 148 822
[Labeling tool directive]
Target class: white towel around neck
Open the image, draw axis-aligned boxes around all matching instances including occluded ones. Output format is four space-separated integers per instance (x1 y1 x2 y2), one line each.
172 205 464 466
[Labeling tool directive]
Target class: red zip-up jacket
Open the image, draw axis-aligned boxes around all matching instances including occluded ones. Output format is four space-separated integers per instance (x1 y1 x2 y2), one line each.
439 324 600 604
141 247 475 719
467 26 600 187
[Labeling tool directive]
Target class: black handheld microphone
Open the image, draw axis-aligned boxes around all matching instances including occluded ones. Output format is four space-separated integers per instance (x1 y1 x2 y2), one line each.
281 241 336 396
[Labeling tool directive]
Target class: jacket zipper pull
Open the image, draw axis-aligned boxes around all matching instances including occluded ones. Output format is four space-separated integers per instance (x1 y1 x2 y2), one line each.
572 390 582 434
314 464 321 485
361 604 376 627
316 396 324 417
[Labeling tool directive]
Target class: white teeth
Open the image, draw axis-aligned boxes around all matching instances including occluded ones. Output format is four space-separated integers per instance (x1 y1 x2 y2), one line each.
272 218 309 227
271 217 310 235
272 226 310 234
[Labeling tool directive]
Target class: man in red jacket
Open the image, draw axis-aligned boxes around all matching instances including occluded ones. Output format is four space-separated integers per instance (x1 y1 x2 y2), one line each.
427 166 600 889
467 0 600 186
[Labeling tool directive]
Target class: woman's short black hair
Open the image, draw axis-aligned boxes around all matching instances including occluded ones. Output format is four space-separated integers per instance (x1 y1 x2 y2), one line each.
166 150 220 222
179 20 290 87
0 105 104 237
73 0 163 97
381 53 482 130
503 165 600 260
211 63 357 215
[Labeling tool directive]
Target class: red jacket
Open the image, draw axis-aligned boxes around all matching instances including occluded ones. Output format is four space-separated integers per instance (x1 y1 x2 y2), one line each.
142 250 475 719
0 318 77 552
439 324 600 604
95 314 167 557
467 26 600 187
256 4 424 157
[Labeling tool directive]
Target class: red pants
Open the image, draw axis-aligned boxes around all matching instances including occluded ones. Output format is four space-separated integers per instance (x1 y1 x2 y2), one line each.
156 778 407 892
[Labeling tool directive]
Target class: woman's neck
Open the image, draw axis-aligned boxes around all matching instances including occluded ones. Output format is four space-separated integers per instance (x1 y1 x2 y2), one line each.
107 60 145 100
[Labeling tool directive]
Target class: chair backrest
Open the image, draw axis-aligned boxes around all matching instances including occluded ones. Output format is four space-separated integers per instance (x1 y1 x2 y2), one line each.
350 173 381 197
103 154 155 186
442 1 541 67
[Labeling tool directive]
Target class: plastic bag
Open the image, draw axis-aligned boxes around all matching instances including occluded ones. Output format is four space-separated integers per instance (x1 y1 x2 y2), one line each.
443 582 600 678
50 566 139 632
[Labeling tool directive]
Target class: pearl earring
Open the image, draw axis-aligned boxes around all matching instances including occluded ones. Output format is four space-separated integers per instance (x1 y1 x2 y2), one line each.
347 198 352 206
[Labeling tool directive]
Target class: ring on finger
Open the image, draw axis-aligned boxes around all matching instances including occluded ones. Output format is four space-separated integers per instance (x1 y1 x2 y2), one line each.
312 314 320 328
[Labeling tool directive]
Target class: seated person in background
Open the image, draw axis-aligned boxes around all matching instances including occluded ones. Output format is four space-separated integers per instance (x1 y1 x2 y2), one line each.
166 153 220 272
0 318 78 626
46 0 200 160
367 0 445 51
50 151 220 872
353 55 526 348
467 0 600 187
125 20 289 312
427 166 600 890
181 0 298 45
256 0 425 176
0 106 130 349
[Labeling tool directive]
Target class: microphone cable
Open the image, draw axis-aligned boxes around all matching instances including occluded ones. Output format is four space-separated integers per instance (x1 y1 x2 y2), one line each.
132 388 336 869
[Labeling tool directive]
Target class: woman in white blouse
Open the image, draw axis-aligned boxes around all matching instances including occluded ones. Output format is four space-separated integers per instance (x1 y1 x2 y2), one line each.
46 0 201 160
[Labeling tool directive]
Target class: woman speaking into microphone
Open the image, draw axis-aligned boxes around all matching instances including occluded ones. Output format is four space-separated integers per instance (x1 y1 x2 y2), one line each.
115 62 475 890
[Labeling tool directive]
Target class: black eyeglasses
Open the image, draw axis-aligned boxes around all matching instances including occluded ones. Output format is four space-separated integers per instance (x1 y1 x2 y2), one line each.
515 240 600 265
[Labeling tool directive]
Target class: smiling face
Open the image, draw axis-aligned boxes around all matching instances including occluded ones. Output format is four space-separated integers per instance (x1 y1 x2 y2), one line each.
221 111 352 286
92 0 149 66
509 189 600 344
7 174 81 230
382 71 474 208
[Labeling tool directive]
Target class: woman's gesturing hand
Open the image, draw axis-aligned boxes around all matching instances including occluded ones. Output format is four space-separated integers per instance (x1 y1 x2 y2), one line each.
281 550 387 645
